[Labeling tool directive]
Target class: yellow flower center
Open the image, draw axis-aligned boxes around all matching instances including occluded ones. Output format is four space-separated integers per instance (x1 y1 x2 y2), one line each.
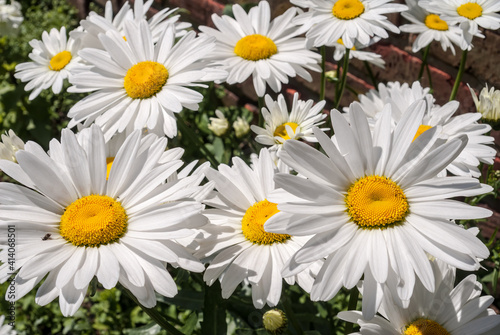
412 125 433 142
337 38 357 50
106 157 115 180
234 34 278 61
241 200 291 244
59 195 128 247
49 51 72 71
332 0 365 20
457 2 483 20
273 122 299 141
424 14 449 31
404 318 450 335
345 175 409 228
124 61 169 99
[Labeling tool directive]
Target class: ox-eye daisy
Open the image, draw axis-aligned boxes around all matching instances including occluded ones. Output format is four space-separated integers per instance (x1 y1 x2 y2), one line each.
400 0 465 55
339 259 500 334
251 92 327 150
199 1 321 97
0 125 209 316
291 0 408 49
196 149 320 308
350 81 495 177
14 26 81 100
264 102 492 319
420 0 500 48
68 20 223 140
71 0 190 50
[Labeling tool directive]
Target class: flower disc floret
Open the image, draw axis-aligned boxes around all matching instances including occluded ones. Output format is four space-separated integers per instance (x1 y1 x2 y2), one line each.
234 34 278 61
412 125 433 142
457 2 483 20
60 194 128 247
404 318 450 335
345 175 409 228
274 122 299 141
124 61 169 99
49 51 72 71
332 0 365 20
424 14 449 31
242 200 291 244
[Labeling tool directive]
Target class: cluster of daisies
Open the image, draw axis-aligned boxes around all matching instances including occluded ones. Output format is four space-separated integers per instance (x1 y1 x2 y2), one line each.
1 0 500 334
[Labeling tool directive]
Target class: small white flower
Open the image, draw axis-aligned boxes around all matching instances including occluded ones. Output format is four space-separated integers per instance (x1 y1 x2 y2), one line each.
292 0 408 49
71 0 190 50
332 38 385 68
339 259 500 334
199 1 321 97
469 84 500 123
0 130 24 163
14 27 82 100
0 0 23 37
0 315 15 335
419 0 500 48
208 110 229 136
400 0 465 55
233 116 250 138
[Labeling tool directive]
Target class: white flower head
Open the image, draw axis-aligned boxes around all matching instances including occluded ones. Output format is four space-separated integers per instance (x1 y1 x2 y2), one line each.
292 0 408 49
332 37 385 68
419 0 500 48
208 109 229 136
14 27 82 100
0 0 23 36
0 315 15 335
197 148 321 308
469 84 500 123
251 92 327 150
350 81 495 177
0 130 24 163
0 125 210 316
71 0 191 50
199 1 321 97
67 19 224 140
233 116 250 138
265 102 492 319
339 259 500 334
400 0 465 55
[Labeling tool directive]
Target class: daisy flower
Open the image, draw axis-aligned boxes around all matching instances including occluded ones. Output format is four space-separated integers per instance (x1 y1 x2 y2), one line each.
351 81 495 177
208 109 229 136
71 0 190 50
264 102 492 319
251 92 327 150
339 259 500 334
199 1 321 97
291 0 408 49
419 0 500 47
332 38 385 68
0 130 24 163
14 26 82 100
0 0 23 37
196 148 320 308
400 0 465 55
0 125 210 316
469 84 500 127
67 19 223 140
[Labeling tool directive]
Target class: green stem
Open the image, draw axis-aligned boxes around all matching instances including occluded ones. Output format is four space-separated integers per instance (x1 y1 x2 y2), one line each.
449 49 468 101
281 289 304 335
418 44 431 82
363 60 377 88
425 63 433 92
201 281 227 335
344 287 359 335
320 46 326 101
122 287 184 335
334 49 350 110
177 116 219 167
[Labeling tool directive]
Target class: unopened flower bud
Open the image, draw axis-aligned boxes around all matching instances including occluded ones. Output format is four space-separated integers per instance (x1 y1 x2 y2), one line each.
233 116 250 138
263 309 287 335
208 109 229 136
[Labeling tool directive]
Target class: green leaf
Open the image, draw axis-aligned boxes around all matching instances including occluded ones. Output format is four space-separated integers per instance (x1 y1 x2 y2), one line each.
123 322 162 335
180 312 199 335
